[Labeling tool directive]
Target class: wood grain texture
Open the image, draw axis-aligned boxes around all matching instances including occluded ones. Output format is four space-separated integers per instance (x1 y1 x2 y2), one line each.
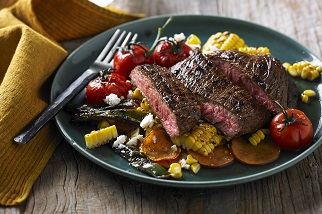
1 0 321 213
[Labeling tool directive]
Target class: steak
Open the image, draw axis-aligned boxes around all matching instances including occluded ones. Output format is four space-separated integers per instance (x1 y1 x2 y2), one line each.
130 64 201 138
170 50 271 139
207 50 298 113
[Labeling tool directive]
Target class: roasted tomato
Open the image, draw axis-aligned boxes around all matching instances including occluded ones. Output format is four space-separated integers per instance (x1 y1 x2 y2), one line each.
153 40 192 68
113 44 154 79
270 107 313 151
86 70 132 104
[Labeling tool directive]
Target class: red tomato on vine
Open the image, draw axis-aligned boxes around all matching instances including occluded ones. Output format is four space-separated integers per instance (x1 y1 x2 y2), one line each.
153 40 192 68
86 69 132 105
113 44 154 79
270 106 313 151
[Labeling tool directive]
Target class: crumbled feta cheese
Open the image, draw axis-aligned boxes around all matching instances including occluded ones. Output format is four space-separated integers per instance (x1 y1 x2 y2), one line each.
140 113 154 129
104 93 121 106
179 158 190 170
126 134 143 146
142 163 153 168
112 135 127 148
127 90 134 99
174 33 186 42
171 144 178 151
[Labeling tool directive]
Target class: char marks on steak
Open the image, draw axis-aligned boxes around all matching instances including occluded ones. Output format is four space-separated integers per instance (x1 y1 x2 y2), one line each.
208 50 298 113
130 64 200 138
170 50 271 139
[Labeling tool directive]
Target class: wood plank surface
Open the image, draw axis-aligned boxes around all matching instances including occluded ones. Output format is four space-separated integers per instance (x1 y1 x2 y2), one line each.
1 0 322 213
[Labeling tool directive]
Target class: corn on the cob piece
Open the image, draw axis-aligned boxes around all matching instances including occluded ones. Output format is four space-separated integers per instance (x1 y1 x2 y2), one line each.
186 34 201 50
171 122 223 156
168 163 182 179
301 89 317 103
84 125 118 149
238 46 270 55
283 61 322 81
248 129 268 146
202 31 247 54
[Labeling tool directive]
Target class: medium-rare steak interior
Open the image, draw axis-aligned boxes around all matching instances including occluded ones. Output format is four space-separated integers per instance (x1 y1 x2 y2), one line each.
170 49 271 139
208 50 298 113
130 64 201 138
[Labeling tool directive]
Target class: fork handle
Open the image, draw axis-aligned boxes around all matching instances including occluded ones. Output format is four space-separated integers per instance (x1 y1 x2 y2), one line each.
14 68 100 144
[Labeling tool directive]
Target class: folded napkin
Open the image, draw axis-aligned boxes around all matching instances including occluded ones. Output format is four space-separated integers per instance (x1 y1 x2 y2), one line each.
0 0 143 206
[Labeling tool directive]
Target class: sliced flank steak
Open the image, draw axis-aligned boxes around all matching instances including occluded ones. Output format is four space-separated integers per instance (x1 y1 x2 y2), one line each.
207 50 298 113
130 64 201 138
170 49 271 139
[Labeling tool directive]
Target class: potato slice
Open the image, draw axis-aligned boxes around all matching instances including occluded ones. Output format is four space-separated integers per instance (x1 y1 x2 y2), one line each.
188 147 234 168
140 129 181 162
231 136 280 165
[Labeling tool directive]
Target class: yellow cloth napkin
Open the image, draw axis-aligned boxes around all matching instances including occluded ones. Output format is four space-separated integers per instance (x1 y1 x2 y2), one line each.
0 0 143 206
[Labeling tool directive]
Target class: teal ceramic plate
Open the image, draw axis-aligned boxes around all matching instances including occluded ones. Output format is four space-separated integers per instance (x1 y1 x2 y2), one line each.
51 15 322 188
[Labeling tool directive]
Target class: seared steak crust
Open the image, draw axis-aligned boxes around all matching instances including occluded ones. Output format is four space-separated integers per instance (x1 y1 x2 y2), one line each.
208 50 298 113
170 50 271 139
130 64 200 138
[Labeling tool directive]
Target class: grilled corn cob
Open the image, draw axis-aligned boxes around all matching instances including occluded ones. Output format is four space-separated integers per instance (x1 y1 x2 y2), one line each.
85 125 118 149
238 46 270 55
171 122 223 156
301 89 317 103
283 61 322 81
202 31 247 54
248 129 269 146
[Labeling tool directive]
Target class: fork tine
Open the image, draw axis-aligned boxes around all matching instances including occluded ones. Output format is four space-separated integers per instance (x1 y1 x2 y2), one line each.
103 31 138 64
96 29 123 61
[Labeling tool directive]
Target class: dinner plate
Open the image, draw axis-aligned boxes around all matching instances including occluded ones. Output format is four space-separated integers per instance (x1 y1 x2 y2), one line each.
51 15 322 188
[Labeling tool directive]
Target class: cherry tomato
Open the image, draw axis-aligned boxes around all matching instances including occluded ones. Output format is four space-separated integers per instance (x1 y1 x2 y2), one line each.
86 72 132 104
153 40 192 68
270 108 313 151
113 44 154 79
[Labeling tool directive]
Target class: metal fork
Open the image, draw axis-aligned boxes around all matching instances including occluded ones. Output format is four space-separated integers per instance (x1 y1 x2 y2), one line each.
14 29 138 144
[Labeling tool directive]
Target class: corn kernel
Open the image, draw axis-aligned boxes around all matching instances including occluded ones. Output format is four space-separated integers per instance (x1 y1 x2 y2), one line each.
248 137 258 146
97 120 110 129
190 163 201 174
256 130 265 140
133 88 144 100
186 154 198 165
168 163 182 179
301 94 309 103
302 89 316 97
186 34 201 45
283 62 291 70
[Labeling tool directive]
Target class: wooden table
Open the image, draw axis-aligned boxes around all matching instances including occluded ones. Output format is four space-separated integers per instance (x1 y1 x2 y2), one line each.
2 0 321 213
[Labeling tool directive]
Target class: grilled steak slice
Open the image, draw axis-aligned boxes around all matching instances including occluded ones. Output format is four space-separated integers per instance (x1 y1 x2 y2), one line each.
130 64 200 138
208 50 298 113
170 50 271 139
